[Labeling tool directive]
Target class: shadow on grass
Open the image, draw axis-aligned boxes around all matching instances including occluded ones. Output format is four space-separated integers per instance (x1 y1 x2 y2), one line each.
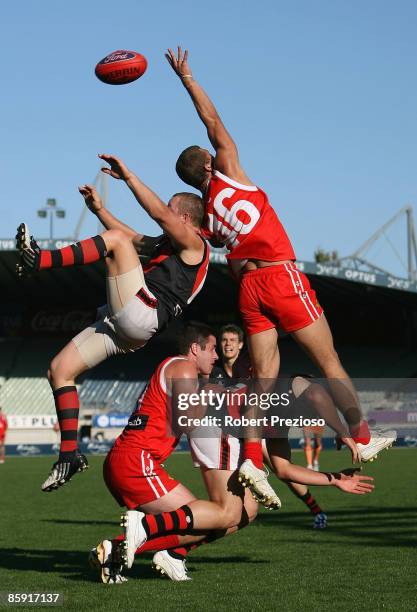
0 548 267 583
257 506 417 548
42 519 116 526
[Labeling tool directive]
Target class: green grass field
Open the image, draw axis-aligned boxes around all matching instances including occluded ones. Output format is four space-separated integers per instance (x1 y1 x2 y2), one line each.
0 449 416 611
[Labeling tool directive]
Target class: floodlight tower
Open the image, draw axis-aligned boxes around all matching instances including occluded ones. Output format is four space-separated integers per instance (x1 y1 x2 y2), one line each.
37 198 66 239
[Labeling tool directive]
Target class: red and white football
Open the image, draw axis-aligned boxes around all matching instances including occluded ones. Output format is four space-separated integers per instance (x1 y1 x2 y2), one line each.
95 50 147 85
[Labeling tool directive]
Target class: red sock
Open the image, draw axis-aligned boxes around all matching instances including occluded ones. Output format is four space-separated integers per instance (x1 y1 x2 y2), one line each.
111 533 180 554
39 236 107 270
350 420 371 445
170 539 205 559
170 531 220 558
142 505 194 538
54 386 79 458
300 490 323 515
243 441 263 469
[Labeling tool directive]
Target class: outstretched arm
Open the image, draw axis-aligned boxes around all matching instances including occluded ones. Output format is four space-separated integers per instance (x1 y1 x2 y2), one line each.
78 184 158 255
79 184 139 239
99 154 201 252
265 439 374 495
166 47 253 185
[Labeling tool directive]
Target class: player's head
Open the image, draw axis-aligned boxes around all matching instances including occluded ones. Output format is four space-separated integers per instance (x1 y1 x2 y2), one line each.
175 146 214 191
168 192 204 228
179 321 218 375
219 324 244 362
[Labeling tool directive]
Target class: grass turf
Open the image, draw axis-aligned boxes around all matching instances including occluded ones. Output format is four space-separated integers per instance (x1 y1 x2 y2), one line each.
0 449 416 611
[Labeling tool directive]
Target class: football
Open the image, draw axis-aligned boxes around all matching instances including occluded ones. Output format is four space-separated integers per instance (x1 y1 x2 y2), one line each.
95 50 147 85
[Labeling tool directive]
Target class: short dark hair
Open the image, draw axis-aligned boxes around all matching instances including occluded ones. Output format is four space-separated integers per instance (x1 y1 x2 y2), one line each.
176 146 208 190
219 324 244 343
178 321 215 354
172 192 204 228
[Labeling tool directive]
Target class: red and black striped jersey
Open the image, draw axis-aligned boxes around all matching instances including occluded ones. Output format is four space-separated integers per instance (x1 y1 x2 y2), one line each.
142 235 210 327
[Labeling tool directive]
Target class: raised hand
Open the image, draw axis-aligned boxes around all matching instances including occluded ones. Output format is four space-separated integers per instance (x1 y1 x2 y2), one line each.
99 154 132 181
165 46 192 79
78 184 103 213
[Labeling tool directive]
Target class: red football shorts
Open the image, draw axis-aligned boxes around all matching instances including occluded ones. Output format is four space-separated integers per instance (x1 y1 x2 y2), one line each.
239 263 323 336
103 448 180 509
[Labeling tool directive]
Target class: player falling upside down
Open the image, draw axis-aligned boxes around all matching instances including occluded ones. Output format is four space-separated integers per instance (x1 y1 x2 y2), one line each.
165 47 396 505
89 323 374 583
16 155 209 492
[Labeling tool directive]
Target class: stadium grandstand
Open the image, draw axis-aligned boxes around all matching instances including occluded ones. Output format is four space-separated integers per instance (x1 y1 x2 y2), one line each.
1 224 417 453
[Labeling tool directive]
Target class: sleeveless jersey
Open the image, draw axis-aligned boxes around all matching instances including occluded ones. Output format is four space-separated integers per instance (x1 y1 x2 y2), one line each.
142 235 210 328
203 171 295 262
113 356 186 462
0 413 7 437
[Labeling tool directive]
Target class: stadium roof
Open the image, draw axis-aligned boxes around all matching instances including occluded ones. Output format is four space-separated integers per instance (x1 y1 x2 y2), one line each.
2 239 417 378
1 238 416 296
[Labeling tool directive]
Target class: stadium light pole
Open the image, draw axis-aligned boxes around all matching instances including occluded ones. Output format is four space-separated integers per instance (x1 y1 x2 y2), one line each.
37 198 66 240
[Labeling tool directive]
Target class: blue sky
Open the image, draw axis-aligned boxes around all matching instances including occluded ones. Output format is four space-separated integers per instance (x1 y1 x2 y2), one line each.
1 0 417 276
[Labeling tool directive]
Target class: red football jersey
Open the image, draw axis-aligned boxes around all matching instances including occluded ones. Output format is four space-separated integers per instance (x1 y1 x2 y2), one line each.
113 356 186 462
203 171 296 262
0 413 7 437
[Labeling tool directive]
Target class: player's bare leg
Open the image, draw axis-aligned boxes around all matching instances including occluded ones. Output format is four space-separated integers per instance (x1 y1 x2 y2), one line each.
95 474 257 582
91 483 199 584
34 229 145 492
238 328 281 508
312 432 323 470
0 440 5 464
147 470 257 581
152 468 258 580
121 469 258 568
94 483 251 581
292 315 396 461
304 433 313 469
201 468 258 527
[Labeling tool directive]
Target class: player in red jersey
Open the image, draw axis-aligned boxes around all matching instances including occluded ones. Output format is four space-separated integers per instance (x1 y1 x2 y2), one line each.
118 376 374 582
16 155 209 493
90 322 259 583
165 47 396 506
0 406 8 464
90 323 373 583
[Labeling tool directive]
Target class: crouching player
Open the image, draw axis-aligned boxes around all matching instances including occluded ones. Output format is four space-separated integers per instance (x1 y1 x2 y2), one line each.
91 322 258 583
118 379 374 582
91 325 374 583
108 367 373 582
